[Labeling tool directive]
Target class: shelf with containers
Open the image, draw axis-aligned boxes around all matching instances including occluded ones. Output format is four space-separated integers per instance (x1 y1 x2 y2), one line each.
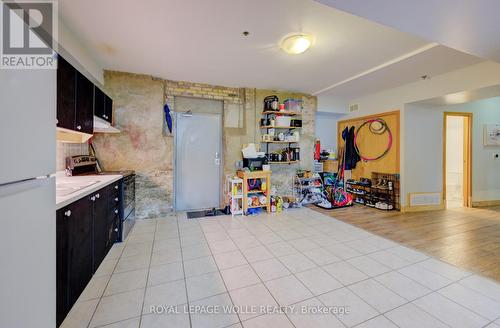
260 97 303 165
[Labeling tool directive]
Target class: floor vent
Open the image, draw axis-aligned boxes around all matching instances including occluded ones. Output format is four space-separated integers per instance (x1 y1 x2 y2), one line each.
409 193 441 207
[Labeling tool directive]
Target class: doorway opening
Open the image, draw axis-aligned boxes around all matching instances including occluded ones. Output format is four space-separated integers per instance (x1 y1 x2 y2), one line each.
443 112 472 208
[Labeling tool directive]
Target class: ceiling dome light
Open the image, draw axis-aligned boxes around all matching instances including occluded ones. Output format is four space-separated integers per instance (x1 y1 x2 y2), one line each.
281 34 312 55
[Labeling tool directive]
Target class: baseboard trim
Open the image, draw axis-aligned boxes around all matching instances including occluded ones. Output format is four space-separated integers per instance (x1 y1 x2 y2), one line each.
472 200 500 207
401 204 445 213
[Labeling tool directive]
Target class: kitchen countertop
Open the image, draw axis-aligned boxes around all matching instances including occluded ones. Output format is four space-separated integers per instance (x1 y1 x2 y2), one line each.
56 171 122 210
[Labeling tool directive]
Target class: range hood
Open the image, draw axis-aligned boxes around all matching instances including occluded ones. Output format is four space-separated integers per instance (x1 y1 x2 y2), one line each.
93 116 121 134
57 116 120 143
57 127 93 143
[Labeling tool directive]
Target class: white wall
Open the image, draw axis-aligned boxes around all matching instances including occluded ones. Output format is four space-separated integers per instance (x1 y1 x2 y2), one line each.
405 97 500 203
315 112 345 152
317 95 349 114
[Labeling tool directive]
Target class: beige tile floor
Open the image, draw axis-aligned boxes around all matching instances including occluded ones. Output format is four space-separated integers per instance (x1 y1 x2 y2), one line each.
61 208 500 328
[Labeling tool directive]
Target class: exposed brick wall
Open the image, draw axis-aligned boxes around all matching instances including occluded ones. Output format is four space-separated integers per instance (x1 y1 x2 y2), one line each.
94 70 316 218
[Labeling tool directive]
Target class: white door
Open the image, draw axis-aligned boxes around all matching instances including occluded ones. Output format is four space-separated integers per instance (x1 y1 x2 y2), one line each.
175 112 222 211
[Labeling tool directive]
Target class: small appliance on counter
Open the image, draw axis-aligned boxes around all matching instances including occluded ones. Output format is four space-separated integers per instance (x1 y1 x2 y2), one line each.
65 155 136 242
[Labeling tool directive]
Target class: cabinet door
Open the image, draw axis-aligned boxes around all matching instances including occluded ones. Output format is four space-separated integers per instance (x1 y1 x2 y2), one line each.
94 87 106 121
66 196 93 310
104 94 113 124
56 208 69 327
75 72 94 134
106 217 119 253
92 187 109 272
56 56 76 130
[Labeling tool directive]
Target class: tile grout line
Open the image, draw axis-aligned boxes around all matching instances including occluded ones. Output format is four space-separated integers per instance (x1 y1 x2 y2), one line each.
176 213 194 328
137 219 158 327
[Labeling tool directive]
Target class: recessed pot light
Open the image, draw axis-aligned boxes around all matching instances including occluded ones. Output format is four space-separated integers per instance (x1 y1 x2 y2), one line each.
281 34 313 55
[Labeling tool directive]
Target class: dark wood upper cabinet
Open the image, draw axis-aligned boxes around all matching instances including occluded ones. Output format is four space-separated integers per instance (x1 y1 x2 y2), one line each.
75 72 94 134
94 87 113 124
56 56 76 130
104 94 113 124
94 87 106 121
57 54 107 134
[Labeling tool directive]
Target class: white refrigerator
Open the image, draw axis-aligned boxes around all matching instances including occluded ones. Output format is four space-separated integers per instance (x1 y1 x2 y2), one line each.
0 68 57 327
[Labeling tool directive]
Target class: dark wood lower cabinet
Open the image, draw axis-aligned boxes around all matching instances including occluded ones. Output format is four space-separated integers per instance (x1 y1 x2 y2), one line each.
67 196 94 312
57 180 122 327
56 196 93 327
92 187 109 272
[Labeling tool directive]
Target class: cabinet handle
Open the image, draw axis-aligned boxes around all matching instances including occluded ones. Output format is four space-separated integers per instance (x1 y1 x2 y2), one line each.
115 197 119 202
114 209 118 214
64 210 71 217
76 125 82 130
91 196 96 201
96 193 100 199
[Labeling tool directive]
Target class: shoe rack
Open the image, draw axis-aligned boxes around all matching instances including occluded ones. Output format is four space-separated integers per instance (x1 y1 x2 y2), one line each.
346 172 400 211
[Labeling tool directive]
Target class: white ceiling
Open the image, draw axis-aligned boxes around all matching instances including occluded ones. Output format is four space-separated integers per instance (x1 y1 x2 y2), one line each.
318 45 481 103
317 0 500 63
59 0 484 110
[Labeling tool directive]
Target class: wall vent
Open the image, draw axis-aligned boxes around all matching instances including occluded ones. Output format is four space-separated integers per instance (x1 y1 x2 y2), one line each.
349 104 359 112
409 193 441 207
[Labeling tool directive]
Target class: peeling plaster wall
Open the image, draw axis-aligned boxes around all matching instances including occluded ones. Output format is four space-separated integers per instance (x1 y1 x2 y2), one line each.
92 72 172 219
93 71 316 218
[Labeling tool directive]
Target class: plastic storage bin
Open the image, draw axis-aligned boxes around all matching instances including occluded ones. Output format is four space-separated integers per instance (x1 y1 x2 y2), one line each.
275 116 292 127
284 99 303 111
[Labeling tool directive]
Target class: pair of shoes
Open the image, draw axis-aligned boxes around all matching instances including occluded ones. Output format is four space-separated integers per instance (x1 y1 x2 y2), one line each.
375 202 394 210
355 198 365 204
372 179 389 190
365 200 375 207
347 188 365 195
359 178 371 186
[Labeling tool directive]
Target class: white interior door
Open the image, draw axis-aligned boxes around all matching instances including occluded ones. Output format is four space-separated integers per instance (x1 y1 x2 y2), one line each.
175 112 222 211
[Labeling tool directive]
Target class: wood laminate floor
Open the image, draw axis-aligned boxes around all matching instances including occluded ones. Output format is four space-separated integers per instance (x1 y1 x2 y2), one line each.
311 204 500 282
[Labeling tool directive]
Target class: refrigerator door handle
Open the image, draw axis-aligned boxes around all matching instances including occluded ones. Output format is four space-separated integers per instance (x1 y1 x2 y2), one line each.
0 175 52 198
